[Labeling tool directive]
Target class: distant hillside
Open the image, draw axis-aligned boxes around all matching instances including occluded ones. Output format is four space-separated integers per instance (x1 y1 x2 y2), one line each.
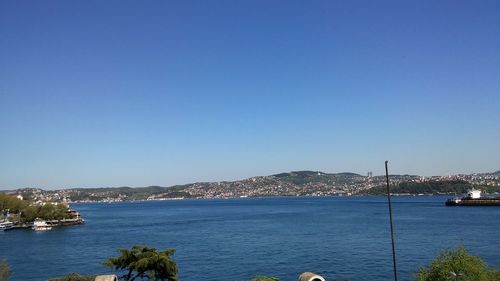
273 171 362 177
4 170 499 202
271 170 363 185
7 171 370 202
361 180 500 195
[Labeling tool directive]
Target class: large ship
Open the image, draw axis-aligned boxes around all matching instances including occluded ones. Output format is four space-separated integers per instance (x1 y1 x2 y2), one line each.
446 190 500 206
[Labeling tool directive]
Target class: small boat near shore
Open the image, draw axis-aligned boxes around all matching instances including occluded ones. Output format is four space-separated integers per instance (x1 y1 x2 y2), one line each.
446 190 500 206
0 221 14 231
33 219 52 231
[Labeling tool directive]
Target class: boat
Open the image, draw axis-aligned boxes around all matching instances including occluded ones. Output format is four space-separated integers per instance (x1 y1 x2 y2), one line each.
446 190 500 206
47 217 85 226
0 221 14 231
32 219 52 231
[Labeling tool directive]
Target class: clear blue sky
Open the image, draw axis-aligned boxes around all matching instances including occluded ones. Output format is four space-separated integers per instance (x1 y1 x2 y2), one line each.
1 0 499 189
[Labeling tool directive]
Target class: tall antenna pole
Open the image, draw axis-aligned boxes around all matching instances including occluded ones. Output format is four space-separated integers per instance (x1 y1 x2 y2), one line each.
385 160 398 281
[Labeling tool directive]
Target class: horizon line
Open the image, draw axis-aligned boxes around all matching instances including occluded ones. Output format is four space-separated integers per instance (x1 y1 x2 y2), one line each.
1 169 498 191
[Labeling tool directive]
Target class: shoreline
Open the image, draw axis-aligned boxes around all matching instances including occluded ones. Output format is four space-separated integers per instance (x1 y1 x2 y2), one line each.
5 218 85 231
67 193 466 204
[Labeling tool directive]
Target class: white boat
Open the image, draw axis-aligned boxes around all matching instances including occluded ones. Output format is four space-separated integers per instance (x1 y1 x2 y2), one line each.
0 221 14 231
33 219 52 231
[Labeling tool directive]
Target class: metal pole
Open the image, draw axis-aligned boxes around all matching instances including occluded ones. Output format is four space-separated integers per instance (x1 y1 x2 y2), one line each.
385 160 398 281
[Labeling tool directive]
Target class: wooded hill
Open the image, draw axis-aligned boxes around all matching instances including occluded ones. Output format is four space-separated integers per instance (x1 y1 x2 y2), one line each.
360 180 500 195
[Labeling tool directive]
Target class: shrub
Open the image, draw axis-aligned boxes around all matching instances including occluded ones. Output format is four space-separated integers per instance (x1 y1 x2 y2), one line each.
416 247 500 281
48 273 95 281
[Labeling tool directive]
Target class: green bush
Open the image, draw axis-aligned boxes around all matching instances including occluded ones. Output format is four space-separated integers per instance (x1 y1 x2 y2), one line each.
416 247 500 281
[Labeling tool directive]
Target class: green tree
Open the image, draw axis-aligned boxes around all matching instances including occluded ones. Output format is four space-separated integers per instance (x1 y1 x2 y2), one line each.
104 245 178 281
19 206 37 223
0 193 28 214
0 259 10 281
416 247 500 281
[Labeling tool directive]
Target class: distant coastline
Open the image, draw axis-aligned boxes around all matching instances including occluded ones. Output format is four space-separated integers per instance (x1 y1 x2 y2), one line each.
2 170 499 203
69 192 500 204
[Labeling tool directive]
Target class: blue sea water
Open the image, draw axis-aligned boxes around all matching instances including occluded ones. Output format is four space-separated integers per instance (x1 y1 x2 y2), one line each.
1 196 500 281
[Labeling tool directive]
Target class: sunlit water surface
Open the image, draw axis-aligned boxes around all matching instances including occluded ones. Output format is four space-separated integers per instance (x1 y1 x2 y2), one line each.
1 196 499 281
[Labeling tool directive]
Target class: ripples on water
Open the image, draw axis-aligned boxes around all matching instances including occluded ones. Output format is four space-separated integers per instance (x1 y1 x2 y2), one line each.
1 196 499 281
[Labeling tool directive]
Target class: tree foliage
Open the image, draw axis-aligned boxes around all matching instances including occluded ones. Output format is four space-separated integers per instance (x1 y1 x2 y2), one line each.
363 180 476 195
0 259 10 281
0 193 29 214
35 204 71 220
48 273 95 281
0 192 71 223
416 247 500 281
104 245 178 281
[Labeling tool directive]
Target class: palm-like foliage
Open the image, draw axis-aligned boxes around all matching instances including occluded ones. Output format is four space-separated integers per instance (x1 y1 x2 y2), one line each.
104 245 178 281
